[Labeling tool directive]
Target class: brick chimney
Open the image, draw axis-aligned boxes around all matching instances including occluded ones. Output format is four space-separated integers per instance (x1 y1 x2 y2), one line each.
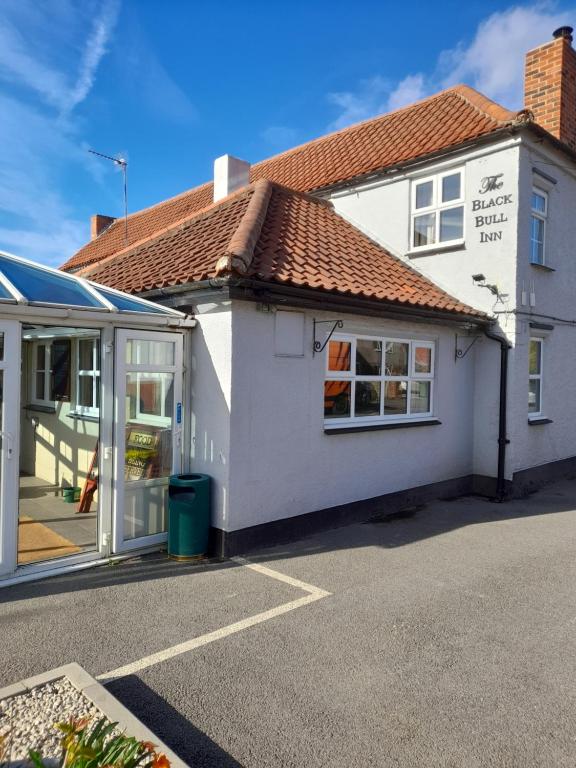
525 26 576 151
90 214 115 240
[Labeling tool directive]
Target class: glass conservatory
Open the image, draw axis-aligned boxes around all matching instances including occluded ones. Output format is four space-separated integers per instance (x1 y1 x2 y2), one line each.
0 251 194 585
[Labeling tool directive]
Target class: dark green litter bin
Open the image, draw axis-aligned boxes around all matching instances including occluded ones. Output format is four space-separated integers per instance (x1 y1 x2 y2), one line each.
168 473 211 560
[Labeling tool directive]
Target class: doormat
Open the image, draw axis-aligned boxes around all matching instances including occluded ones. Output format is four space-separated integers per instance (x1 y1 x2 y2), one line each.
17 516 81 564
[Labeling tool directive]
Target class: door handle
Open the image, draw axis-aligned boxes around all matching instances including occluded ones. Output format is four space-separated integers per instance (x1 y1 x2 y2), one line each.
0 431 13 458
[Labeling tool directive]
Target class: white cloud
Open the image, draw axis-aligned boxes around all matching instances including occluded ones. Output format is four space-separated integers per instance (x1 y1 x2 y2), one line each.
441 5 573 108
386 74 426 112
327 3 576 129
0 1 120 265
327 76 391 130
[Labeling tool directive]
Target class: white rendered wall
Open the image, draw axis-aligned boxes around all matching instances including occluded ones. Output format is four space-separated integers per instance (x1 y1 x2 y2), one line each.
226 300 478 532
509 140 576 473
189 303 233 530
328 140 522 319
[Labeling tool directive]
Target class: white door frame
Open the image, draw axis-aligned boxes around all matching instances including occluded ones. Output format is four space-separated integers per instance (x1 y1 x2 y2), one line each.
0 320 21 578
112 329 184 554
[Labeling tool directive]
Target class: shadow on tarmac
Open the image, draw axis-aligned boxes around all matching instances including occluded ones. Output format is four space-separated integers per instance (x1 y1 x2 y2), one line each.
107 675 243 768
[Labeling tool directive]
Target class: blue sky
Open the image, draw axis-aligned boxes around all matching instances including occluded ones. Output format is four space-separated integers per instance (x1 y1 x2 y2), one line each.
0 1 574 265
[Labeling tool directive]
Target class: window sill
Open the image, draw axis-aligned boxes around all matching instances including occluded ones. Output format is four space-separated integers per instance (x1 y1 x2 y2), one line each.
67 412 100 423
406 242 465 259
24 404 56 414
528 417 553 425
530 262 555 272
324 419 441 435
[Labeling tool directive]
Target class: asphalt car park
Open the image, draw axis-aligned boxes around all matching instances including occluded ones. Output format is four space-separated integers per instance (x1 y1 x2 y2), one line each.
1 480 576 767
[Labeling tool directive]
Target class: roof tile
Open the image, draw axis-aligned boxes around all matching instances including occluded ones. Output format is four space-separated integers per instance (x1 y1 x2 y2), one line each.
81 181 484 320
63 85 517 272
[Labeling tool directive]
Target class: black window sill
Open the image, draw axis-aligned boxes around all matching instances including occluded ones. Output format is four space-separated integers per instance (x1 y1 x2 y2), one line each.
530 262 555 272
324 419 441 435
406 243 465 259
23 404 56 414
528 417 553 425
67 412 100 423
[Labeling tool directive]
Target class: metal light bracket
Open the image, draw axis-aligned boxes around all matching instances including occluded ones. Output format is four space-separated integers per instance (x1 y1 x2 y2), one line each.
313 319 344 356
454 332 480 360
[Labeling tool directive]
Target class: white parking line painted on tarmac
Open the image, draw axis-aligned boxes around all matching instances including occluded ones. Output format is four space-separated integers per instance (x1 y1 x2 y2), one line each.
98 558 331 684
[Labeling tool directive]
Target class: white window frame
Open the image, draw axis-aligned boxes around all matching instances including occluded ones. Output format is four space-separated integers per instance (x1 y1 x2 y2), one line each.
528 337 543 418
324 333 435 427
410 168 465 252
530 187 547 265
30 340 53 407
75 337 100 417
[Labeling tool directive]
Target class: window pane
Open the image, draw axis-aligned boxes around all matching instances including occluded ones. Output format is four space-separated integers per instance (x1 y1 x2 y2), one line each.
126 340 175 366
532 191 546 213
529 340 541 375
442 173 461 202
36 344 45 371
355 381 381 417
414 346 432 374
95 375 101 408
79 339 94 370
384 381 408 415
35 372 45 400
78 375 94 407
439 206 463 242
0 333 4 361
385 342 408 376
410 381 431 414
528 379 541 413
0 255 104 308
356 340 381 375
413 213 436 247
530 216 544 264
328 340 351 372
50 339 71 401
415 181 433 209
324 381 351 419
98 287 170 314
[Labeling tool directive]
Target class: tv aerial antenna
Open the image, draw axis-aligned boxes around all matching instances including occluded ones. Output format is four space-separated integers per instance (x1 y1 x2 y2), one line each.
88 149 129 244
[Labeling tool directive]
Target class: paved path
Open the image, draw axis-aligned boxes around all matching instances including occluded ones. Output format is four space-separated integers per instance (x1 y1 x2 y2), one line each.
1 480 576 767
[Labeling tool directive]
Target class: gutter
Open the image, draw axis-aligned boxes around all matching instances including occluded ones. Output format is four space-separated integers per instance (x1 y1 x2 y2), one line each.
483 325 511 501
143 277 489 329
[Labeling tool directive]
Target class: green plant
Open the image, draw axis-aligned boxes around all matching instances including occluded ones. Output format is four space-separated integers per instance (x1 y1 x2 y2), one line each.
28 716 170 768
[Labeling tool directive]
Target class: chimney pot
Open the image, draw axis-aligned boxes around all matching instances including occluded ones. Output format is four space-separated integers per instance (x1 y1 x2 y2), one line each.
90 214 115 240
213 155 251 202
553 26 573 42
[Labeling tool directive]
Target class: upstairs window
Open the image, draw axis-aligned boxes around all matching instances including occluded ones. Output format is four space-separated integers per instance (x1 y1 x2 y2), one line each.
530 189 547 265
411 169 464 250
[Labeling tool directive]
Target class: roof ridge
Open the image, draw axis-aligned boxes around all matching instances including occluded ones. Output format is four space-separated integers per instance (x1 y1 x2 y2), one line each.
82 85 509 254
450 83 518 124
77 183 255 278
215 179 274 276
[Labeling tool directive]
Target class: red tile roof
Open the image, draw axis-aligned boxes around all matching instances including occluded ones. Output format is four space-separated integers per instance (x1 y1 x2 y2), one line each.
63 84 519 272
80 180 485 319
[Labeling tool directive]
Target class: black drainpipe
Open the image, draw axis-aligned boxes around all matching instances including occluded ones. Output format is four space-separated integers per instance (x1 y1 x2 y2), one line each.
483 325 511 501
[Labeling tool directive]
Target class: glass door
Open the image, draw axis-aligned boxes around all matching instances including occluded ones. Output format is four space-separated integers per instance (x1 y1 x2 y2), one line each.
0 321 21 578
113 330 183 553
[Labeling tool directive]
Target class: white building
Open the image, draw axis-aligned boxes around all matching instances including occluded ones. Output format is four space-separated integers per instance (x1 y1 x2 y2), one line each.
35 24 576 563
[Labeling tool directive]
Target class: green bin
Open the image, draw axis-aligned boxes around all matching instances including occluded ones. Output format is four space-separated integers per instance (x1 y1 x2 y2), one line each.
168 473 211 560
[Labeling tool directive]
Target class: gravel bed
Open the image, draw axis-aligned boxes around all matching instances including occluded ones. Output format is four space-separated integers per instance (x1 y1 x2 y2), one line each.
0 677 102 767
